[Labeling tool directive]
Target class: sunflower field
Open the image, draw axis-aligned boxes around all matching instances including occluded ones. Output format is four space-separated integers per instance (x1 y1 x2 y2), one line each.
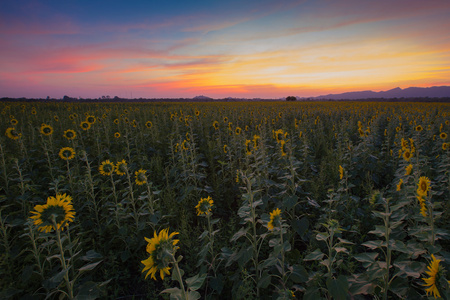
1 100 450 299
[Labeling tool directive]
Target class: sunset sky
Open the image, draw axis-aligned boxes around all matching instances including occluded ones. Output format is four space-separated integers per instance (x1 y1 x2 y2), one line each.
1 0 450 99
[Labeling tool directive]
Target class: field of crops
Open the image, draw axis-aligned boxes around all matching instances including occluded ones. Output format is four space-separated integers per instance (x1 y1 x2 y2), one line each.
1 100 449 299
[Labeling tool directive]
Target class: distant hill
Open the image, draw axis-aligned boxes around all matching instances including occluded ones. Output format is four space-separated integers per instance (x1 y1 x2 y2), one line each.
314 86 450 100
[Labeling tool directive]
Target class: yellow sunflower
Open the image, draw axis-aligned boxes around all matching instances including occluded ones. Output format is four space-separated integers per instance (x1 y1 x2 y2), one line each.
443 143 449 151
141 228 179 280
422 254 443 298
114 118 119 125
405 164 413 176
195 196 214 216
10 118 18 126
80 121 91 131
235 127 242 135
135 169 147 185
274 129 284 143
401 138 408 150
396 179 403 191
339 165 344 180
145 121 153 128
417 176 431 197
99 160 115 176
59 147 75 160
40 124 54 136
280 140 287 156
213 121 219 130
6 127 21 140
114 132 121 138
403 149 412 161
181 140 188 151
268 208 282 231
416 125 423 132
223 117 228 123
253 135 260 150
245 140 252 156
115 160 127 176
63 129 77 140
30 194 75 233
440 132 447 140
223 144 228 154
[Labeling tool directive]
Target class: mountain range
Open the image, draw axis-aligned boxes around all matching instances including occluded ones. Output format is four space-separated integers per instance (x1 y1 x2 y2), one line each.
312 86 450 100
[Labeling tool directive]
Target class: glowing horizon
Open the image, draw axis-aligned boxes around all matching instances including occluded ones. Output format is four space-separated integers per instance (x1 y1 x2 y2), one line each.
1 0 450 99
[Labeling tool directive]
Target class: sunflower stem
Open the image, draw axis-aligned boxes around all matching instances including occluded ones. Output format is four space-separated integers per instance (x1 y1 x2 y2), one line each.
172 255 189 300
52 216 74 300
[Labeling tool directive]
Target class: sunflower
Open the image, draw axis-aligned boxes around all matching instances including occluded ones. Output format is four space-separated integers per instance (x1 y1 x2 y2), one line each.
274 129 284 143
63 129 77 140
80 121 91 131
443 143 449 151
85 115 96 124
141 228 179 280
114 119 119 125
115 160 127 176
135 169 147 185
99 160 115 176
339 165 344 180
69 114 75 120
280 140 287 156
253 135 260 150
6 127 21 140
40 124 54 136
405 164 413 176
358 128 365 137
114 132 121 138
195 110 200 117
416 125 423 132
195 196 214 216
401 138 408 150
174 143 179 153
440 132 447 140
10 118 18 126
31 108 37 115
132 120 137 127
213 121 219 130
422 254 443 298
268 208 282 231
223 144 228 154
54 116 59 122
403 149 412 161
223 117 228 123
396 179 403 191
58 147 75 160
145 121 153 129
245 140 252 155
396 126 401 133
417 195 427 217
30 194 75 233
417 176 431 197
181 140 188 151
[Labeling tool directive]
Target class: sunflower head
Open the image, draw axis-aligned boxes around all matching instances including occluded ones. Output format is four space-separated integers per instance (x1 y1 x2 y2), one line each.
145 121 153 128
245 140 252 156
223 144 228 154
10 118 18 126
280 140 287 156
213 121 219 130
235 127 242 135
59 147 75 161
86 115 96 124
403 149 412 161
115 160 127 176
30 194 75 233
40 124 54 136
396 179 403 191
422 254 445 299
195 196 214 216
405 164 413 176
80 121 91 131
416 125 423 132
135 169 147 185
401 138 409 150
6 127 21 140
440 132 447 140
252 135 260 150
141 228 179 280
114 132 121 138
63 129 77 140
417 176 431 197
99 160 115 176
181 140 188 151
443 143 449 151
339 165 344 180
275 129 284 143
268 208 282 231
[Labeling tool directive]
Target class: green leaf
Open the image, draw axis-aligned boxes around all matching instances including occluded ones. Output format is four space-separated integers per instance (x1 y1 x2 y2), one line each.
362 240 384 250
75 281 101 300
230 228 248 242
187 291 201 300
292 217 309 238
304 248 324 261
393 261 426 278
49 268 68 284
369 225 389 238
161 287 182 300
257 271 271 289
316 232 328 242
283 195 298 210
326 275 348 300
334 247 349 254
186 273 206 291
353 252 378 268
209 275 224 294
290 264 308 283
79 260 102 272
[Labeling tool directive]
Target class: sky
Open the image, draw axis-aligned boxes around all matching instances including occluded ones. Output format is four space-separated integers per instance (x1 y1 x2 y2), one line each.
1 0 450 99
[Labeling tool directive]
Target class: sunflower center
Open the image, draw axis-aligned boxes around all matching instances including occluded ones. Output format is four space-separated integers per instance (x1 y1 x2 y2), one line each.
66 131 74 138
421 182 427 191
40 205 67 225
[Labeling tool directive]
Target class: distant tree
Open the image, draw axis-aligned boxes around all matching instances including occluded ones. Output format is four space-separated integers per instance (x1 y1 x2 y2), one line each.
63 95 71 100
286 96 297 101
